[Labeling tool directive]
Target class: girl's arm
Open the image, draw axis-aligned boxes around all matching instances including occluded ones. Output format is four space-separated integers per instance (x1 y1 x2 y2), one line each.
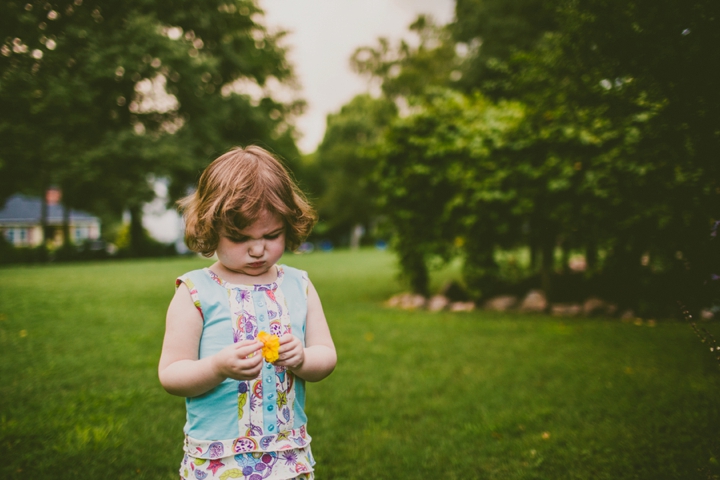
277 279 337 382
158 283 263 397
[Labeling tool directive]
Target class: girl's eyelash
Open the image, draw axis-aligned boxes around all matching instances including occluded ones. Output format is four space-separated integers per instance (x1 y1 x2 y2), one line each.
226 232 281 242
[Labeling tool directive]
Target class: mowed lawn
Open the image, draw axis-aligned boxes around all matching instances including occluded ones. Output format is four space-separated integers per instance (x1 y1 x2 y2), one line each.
1 249 719 479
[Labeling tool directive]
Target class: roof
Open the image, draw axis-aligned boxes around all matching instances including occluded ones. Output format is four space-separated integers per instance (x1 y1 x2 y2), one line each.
0 194 99 225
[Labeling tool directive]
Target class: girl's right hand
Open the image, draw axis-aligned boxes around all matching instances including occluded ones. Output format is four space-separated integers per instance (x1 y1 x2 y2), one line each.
211 340 263 381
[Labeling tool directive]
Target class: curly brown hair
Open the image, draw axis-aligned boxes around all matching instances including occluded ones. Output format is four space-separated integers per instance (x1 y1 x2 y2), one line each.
178 146 317 257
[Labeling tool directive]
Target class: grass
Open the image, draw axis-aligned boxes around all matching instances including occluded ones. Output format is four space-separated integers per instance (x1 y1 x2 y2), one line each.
0 249 719 479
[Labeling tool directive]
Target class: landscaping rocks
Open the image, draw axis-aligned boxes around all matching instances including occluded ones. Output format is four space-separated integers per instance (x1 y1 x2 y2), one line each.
386 293 426 310
449 301 476 312
483 295 519 312
440 281 471 302
386 289 630 320
582 297 618 316
550 303 582 317
427 295 450 312
520 290 548 312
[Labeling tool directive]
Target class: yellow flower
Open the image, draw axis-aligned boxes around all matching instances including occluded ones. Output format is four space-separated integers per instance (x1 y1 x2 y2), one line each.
257 331 280 363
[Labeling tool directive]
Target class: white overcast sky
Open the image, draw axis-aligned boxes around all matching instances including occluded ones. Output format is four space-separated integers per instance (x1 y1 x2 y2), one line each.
259 0 456 154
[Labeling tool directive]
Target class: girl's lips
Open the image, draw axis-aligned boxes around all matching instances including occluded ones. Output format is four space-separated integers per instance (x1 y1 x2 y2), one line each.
248 261 265 268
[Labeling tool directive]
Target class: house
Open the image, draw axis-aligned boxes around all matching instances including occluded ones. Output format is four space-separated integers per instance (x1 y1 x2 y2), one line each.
0 191 101 247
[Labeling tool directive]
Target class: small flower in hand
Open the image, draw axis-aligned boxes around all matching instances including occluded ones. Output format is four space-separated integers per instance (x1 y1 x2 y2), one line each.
257 331 280 363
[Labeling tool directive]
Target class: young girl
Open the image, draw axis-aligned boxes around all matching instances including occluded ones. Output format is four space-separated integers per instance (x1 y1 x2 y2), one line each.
159 146 337 480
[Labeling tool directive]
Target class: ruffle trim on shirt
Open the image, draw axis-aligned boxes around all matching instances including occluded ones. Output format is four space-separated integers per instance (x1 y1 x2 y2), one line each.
184 425 311 459
205 266 285 291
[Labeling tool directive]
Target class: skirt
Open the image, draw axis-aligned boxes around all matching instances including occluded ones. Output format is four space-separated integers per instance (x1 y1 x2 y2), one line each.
179 445 315 480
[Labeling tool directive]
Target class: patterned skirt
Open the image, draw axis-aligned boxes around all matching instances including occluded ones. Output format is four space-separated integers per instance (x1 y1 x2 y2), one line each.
179 445 315 480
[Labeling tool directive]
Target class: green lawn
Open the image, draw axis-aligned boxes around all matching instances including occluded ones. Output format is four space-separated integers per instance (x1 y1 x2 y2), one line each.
1 249 719 479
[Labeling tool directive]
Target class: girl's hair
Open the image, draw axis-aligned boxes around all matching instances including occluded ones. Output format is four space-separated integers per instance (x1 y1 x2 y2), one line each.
178 146 317 256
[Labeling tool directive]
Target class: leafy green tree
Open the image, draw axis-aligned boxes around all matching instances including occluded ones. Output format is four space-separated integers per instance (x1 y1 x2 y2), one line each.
447 0 716 310
376 89 525 296
555 0 720 310
453 0 558 95
0 0 301 253
312 94 396 244
351 15 459 101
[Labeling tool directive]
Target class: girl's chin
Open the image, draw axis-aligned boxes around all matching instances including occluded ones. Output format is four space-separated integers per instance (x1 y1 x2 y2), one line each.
219 263 269 277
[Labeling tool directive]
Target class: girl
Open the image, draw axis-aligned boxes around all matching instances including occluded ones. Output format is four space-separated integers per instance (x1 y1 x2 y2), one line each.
159 146 337 480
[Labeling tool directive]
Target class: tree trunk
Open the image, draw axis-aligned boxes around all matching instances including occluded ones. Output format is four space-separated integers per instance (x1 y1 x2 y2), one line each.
40 188 49 245
62 203 71 247
129 204 145 256
586 240 598 273
561 239 571 275
540 233 555 302
350 223 364 250
529 235 539 272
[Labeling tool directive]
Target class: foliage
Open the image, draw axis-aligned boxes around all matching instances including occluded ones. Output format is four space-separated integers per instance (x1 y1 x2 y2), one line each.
350 15 460 101
453 0 558 95
375 89 525 296
0 0 302 254
0 251 719 478
554 0 720 312
341 1 719 315
311 94 396 244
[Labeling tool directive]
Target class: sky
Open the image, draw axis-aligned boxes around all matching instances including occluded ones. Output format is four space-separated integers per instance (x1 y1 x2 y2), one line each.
144 0 456 242
259 0 456 154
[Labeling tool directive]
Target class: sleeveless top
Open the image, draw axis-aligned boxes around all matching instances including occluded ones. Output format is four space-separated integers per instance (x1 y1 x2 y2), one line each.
176 265 312 459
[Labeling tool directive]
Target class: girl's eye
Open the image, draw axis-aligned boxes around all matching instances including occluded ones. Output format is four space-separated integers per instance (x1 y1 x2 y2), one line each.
227 236 248 243
264 233 281 240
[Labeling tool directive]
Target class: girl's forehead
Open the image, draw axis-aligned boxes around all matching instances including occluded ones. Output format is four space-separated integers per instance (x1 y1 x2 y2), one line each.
238 209 284 232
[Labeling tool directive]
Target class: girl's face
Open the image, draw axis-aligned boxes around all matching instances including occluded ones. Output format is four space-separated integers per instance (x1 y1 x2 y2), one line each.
215 209 286 281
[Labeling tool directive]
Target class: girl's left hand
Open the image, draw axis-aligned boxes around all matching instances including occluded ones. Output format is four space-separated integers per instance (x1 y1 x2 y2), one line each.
275 334 305 370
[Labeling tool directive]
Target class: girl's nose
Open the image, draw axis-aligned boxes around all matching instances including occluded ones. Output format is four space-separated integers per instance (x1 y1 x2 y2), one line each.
248 240 264 257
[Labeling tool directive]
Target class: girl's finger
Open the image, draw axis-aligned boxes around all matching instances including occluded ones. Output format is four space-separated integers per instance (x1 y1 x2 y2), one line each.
236 341 263 357
278 334 295 344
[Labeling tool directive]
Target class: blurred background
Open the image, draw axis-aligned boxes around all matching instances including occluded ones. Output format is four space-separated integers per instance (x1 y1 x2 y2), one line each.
2 3 720 479
1 0 719 317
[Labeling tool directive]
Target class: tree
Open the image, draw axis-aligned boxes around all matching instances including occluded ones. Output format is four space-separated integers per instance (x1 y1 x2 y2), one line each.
375 89 525 296
350 15 459 101
449 0 720 312
555 0 720 311
0 0 302 253
312 94 396 245
453 0 558 96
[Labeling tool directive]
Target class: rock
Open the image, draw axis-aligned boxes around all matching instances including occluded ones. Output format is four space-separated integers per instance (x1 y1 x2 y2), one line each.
620 309 635 321
550 303 582 317
583 297 617 316
519 290 548 312
701 309 714 321
386 294 403 308
568 256 587 272
427 295 449 312
483 295 519 312
400 293 426 310
440 281 470 302
386 293 426 310
449 301 476 312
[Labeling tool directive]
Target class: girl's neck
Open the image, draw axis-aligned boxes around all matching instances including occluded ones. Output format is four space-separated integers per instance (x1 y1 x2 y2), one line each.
209 261 279 286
